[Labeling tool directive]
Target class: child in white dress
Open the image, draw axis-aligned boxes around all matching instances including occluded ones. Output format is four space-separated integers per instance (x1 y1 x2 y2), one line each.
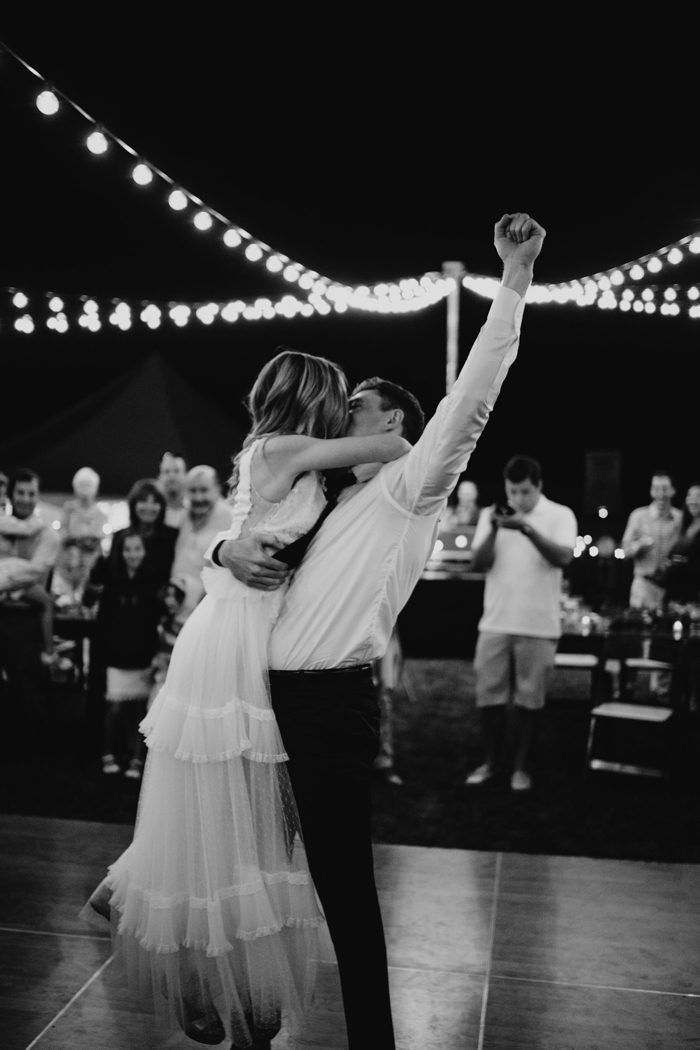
83 349 408 1050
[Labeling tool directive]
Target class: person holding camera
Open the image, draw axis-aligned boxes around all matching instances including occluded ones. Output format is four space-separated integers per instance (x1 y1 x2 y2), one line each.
465 455 577 792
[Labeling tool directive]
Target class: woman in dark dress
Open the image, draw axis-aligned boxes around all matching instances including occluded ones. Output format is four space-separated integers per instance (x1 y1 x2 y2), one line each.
111 477 178 586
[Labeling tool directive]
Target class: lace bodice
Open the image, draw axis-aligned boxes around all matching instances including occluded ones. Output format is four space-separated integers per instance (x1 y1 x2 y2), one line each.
227 438 327 547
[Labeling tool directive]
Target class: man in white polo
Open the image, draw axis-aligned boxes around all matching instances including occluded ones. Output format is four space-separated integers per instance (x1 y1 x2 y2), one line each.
212 213 546 1050
466 454 577 793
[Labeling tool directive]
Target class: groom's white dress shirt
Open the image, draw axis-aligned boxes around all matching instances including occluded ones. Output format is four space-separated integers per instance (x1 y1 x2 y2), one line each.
267 286 526 670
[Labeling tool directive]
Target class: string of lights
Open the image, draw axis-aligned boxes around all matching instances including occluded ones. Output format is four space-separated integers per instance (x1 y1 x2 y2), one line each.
0 41 455 319
463 238 700 319
3 272 456 334
2 41 698 325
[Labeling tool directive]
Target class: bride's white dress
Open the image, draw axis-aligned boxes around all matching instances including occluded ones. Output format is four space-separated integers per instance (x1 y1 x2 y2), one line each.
83 439 327 1044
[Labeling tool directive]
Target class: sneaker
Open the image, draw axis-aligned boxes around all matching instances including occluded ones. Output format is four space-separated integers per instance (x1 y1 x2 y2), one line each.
465 763 495 786
511 770 532 792
124 760 143 781
101 754 120 775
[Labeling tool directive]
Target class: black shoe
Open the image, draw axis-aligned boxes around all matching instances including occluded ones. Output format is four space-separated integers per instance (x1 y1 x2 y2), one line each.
182 1002 226 1045
184 1016 226 1044
375 766 404 785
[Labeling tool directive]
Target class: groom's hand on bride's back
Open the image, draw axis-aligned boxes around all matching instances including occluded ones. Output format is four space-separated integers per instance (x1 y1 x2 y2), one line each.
219 534 289 590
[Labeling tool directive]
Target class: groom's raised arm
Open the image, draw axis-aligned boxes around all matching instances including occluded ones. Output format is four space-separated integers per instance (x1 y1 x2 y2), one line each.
387 213 545 516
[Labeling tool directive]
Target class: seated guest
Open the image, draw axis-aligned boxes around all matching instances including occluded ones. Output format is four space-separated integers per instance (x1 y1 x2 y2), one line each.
172 465 233 604
0 468 60 737
157 451 188 529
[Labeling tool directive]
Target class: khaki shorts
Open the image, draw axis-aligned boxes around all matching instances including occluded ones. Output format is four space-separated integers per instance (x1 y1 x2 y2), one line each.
474 631 558 711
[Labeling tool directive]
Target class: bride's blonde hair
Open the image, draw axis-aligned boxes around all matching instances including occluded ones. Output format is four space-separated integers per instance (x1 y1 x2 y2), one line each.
227 347 349 493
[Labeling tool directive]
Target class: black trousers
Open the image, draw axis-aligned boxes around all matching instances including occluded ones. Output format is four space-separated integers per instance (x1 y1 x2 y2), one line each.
269 665 395 1050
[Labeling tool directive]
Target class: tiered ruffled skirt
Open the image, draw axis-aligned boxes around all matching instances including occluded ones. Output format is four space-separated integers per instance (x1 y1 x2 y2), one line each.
83 570 325 1045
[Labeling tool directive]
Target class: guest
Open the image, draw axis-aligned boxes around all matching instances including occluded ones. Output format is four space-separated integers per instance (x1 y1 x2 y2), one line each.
620 470 682 700
0 496 56 664
172 465 233 603
466 455 577 792
442 478 480 529
52 467 107 603
621 470 682 611
157 451 188 528
0 468 60 738
114 478 178 588
654 482 700 605
84 529 164 779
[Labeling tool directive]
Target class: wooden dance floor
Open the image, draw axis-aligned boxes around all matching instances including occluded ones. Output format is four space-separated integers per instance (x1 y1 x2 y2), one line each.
1 815 699 1049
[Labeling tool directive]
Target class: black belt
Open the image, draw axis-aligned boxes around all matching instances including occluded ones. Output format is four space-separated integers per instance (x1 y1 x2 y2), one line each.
269 663 373 676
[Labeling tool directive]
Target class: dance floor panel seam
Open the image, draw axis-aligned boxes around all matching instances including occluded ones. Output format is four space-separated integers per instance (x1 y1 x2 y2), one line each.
0 923 107 941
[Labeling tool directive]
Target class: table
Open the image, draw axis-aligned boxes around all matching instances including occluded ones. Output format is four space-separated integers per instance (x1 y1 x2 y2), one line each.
398 571 485 658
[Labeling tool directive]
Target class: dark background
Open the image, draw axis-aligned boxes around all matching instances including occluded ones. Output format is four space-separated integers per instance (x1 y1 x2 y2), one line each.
1 20 697 538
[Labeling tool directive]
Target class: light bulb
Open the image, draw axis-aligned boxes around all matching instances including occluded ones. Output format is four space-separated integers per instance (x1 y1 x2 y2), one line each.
194 211 213 231
223 228 241 248
132 163 153 185
87 130 108 155
36 89 59 115
168 190 188 211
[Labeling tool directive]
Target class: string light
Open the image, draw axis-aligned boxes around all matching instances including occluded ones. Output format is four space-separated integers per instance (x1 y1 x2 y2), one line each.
168 189 188 211
0 42 476 315
86 129 109 155
193 210 213 231
223 228 242 248
132 163 153 185
1 42 698 327
35 88 59 115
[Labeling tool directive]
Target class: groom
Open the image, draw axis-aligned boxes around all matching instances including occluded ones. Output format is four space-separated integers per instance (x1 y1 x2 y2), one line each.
211 213 546 1049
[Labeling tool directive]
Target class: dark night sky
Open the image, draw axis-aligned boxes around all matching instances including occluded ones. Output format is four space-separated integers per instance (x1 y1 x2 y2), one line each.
0 19 697 528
